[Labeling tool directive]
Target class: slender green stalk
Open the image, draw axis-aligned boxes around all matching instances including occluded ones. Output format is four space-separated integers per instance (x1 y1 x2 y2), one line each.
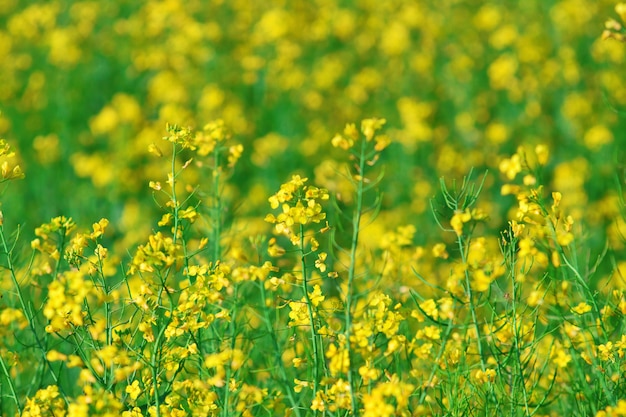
0 225 61 392
538 203 608 338
299 225 321 403
417 312 455 405
145 142 185 417
259 282 301 417
540 204 616 407
222 285 239 417
456 234 487 373
87 246 114 388
171 143 180 247
344 137 368 415
0 351 21 415
504 233 531 415
212 146 222 263
150 325 166 417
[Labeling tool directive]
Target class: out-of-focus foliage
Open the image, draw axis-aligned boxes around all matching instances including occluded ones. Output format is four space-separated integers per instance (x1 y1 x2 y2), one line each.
0 0 623 243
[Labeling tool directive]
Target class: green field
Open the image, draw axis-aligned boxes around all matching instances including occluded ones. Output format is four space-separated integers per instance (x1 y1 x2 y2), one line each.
1 0 626 416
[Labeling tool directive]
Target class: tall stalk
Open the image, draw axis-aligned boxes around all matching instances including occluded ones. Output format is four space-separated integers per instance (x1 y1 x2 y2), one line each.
344 137 367 414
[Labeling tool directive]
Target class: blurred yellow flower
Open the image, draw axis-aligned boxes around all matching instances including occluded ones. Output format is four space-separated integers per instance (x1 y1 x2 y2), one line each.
571 302 592 315
584 124 613 150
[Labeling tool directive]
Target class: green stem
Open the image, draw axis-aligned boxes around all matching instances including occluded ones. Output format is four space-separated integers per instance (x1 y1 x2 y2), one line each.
505 236 530 415
0 225 61 392
417 314 455 405
0 350 21 415
537 203 608 339
213 148 222 263
344 137 367 415
299 225 320 405
222 285 239 417
171 143 180 247
149 274 175 417
150 331 164 417
89 246 114 387
457 234 487 372
259 282 301 417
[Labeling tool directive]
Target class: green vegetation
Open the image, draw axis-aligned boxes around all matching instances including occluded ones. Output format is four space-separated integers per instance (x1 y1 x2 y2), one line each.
1 0 626 416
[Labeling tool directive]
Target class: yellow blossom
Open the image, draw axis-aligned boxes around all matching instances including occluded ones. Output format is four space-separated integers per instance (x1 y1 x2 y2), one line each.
126 380 142 401
571 302 592 315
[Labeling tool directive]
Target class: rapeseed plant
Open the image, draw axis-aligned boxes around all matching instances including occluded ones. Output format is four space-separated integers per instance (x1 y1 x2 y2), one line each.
1 1 626 416
0 114 624 416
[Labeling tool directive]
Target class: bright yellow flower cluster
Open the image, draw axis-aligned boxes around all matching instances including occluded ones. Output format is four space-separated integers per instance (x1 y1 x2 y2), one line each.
450 208 488 237
331 118 390 153
43 269 93 332
265 175 329 246
22 386 66 417
128 231 181 275
603 3 626 42
0 138 24 183
597 400 626 417
310 378 352 413
362 375 414 417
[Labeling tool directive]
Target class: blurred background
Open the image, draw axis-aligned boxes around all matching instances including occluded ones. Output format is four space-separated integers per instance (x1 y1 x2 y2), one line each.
0 0 624 254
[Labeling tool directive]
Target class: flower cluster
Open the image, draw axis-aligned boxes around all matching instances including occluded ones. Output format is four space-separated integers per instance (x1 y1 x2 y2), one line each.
331 118 390 153
128 231 182 275
603 3 626 42
0 138 24 183
264 175 329 246
21 386 66 417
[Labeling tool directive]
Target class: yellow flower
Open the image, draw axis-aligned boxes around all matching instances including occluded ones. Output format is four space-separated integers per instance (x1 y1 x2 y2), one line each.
374 134 391 151
485 122 509 144
158 213 172 226
535 144 549 165
90 218 109 238
228 143 244 167
417 299 439 321
343 123 359 139
552 347 572 368
571 302 592 315
331 133 353 150
416 325 441 341
311 391 326 411
432 243 448 259
499 153 522 180
122 408 144 417
508 220 525 237
294 378 311 393
46 350 68 362
361 117 386 141
359 361 381 384
126 380 142 401
473 369 496 384
598 343 615 362
450 209 472 236
308 284 325 307
584 125 613 150
179 206 198 222
326 342 350 376
315 252 327 272
288 300 310 327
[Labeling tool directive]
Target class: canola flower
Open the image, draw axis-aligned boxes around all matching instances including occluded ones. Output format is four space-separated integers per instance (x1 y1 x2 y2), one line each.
0 1 625 417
